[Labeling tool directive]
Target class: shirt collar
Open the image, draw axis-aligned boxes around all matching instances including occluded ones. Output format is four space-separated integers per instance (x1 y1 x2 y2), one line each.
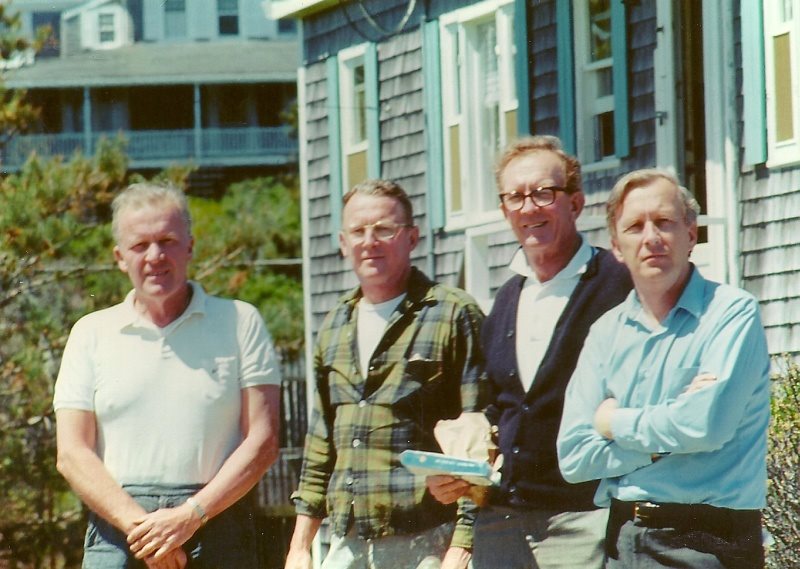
508 234 594 284
120 281 207 330
625 264 703 325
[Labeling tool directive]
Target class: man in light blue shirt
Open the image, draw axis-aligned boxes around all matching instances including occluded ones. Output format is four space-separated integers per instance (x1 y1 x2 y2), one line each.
557 168 770 569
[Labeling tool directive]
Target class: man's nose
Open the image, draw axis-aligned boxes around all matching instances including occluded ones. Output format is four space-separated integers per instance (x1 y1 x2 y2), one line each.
145 243 165 261
519 194 541 213
643 222 662 244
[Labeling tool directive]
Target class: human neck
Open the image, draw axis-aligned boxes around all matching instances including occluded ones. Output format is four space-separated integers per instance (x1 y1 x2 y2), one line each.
524 234 582 283
360 269 411 304
635 267 692 325
134 284 193 328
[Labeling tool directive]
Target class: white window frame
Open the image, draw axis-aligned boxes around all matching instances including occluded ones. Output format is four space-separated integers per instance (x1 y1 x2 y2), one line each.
338 43 370 193
217 0 240 36
573 0 618 169
763 0 800 167
440 0 517 231
98 12 115 44
164 0 187 40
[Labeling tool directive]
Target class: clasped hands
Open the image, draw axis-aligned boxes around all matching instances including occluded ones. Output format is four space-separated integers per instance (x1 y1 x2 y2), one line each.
126 502 203 569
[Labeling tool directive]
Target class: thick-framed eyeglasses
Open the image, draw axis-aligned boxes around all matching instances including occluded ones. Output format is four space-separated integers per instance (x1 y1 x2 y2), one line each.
345 221 413 243
499 186 567 211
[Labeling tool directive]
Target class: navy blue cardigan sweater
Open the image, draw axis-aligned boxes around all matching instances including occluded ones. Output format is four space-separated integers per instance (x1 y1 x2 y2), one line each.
483 248 633 511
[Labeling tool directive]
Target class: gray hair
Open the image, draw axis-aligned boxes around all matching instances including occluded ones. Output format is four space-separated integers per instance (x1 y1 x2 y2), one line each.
606 168 700 237
111 182 192 243
343 178 414 225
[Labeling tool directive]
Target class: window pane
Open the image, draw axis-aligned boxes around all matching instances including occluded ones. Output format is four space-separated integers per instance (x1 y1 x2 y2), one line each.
99 14 115 43
352 63 367 145
596 66 613 97
595 110 615 160
449 124 463 213
219 15 238 35
165 0 186 38
774 33 795 142
588 0 611 62
218 0 238 35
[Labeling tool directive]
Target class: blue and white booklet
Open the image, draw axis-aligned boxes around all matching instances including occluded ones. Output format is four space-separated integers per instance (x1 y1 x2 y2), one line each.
400 450 498 486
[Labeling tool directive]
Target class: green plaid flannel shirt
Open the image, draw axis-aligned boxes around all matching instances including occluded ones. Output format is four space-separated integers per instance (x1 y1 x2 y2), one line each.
292 268 487 548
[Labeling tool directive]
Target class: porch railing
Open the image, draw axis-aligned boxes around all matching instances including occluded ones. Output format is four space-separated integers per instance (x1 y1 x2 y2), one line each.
0 126 297 171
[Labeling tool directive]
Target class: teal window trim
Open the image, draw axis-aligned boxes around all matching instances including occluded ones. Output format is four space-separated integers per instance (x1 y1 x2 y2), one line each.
327 56 343 247
422 20 445 230
556 1 576 154
741 0 766 165
514 0 531 136
365 42 381 178
611 0 629 158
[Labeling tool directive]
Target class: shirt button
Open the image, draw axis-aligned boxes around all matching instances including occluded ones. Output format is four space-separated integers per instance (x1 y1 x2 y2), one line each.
509 485 516 494
521 404 530 413
512 446 520 454
508 371 515 378
352 439 361 448
358 400 367 408
368 365 375 372
506 330 514 338
346 476 355 485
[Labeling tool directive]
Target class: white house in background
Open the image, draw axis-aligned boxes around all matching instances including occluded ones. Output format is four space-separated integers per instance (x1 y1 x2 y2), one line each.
4 0 300 195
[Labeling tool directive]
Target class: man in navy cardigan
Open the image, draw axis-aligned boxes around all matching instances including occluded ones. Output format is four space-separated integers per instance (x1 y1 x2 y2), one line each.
428 136 632 569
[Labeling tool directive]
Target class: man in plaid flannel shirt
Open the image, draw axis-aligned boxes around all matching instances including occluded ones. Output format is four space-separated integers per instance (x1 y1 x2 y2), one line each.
284 179 486 569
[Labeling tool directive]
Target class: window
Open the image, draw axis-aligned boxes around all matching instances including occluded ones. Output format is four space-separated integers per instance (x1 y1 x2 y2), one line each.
566 0 629 165
278 19 297 35
33 11 61 56
575 0 615 162
339 44 371 191
217 0 239 35
98 13 115 43
764 0 800 165
440 0 517 227
164 0 187 39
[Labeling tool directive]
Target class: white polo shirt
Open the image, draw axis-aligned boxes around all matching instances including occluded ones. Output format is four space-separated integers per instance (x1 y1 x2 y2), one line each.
54 282 280 485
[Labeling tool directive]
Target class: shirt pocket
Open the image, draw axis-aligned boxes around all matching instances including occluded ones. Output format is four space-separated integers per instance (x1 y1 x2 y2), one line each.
202 355 240 400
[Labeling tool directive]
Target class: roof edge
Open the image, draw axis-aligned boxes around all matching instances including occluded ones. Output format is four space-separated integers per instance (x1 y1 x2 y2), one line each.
266 0 340 19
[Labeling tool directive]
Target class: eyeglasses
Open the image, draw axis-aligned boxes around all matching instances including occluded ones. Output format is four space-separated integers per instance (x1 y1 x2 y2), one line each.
344 221 413 243
499 186 567 211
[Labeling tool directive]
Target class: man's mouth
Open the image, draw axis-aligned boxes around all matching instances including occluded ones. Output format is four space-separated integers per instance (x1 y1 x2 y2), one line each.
523 221 547 229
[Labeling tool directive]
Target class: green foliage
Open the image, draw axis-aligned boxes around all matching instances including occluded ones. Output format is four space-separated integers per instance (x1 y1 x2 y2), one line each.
0 151 302 567
190 175 303 353
765 355 800 569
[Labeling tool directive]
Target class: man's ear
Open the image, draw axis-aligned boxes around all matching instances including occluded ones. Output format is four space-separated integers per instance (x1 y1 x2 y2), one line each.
338 231 348 258
408 225 420 251
113 246 128 273
688 222 698 256
611 237 624 263
569 191 585 219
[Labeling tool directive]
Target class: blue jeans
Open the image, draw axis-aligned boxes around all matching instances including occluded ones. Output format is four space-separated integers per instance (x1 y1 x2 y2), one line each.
82 484 259 569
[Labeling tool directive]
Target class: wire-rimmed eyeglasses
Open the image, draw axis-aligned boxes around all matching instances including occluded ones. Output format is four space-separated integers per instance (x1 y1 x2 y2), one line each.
344 221 413 243
499 186 567 211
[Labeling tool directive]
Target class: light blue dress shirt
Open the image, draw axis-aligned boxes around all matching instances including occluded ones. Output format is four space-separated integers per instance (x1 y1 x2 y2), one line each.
557 267 770 509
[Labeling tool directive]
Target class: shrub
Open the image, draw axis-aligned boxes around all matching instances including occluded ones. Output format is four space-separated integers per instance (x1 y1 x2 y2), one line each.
764 354 800 568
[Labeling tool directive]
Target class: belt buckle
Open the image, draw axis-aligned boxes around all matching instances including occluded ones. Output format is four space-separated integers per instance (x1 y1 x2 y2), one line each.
634 501 659 521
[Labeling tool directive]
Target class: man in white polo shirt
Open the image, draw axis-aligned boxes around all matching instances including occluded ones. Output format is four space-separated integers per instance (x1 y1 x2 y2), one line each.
54 182 281 569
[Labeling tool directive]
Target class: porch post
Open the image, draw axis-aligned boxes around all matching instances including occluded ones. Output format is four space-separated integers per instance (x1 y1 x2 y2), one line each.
194 84 202 159
82 87 92 155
